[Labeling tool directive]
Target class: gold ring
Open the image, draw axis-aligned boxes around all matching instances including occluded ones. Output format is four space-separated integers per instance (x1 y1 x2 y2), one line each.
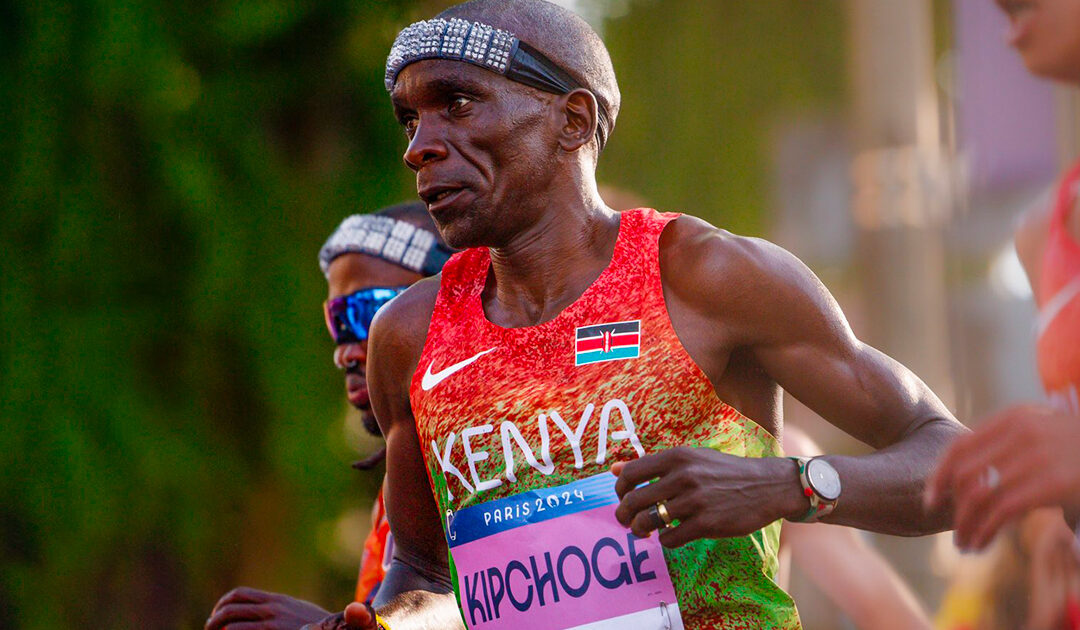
655 501 673 527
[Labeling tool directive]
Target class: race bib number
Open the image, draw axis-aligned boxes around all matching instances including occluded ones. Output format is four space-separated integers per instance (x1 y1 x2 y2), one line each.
446 473 684 630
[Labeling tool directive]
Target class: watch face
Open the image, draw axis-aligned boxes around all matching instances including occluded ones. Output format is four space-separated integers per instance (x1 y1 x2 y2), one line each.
806 458 842 501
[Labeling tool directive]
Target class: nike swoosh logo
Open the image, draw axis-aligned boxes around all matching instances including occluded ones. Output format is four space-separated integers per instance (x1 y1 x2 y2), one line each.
421 348 495 391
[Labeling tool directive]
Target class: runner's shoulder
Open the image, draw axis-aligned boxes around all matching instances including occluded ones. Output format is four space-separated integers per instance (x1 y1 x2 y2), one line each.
369 274 441 366
659 214 814 309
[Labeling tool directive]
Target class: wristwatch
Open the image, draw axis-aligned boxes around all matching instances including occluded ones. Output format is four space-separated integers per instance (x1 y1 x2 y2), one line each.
788 456 841 523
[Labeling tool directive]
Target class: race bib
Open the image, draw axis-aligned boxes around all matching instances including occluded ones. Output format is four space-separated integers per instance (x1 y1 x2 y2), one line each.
446 473 684 630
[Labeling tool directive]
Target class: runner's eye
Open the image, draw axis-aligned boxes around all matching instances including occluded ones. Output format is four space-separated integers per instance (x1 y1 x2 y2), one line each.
449 96 472 115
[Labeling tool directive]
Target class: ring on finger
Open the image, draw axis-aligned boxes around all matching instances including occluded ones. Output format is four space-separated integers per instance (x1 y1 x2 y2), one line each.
980 465 1001 490
655 501 674 528
646 504 666 530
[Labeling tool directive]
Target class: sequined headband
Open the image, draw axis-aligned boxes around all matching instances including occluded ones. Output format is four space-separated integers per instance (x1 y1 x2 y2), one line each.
385 17 610 149
319 214 453 277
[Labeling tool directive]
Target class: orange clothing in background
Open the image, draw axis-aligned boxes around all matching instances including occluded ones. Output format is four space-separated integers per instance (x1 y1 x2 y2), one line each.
356 487 393 604
1036 160 1080 414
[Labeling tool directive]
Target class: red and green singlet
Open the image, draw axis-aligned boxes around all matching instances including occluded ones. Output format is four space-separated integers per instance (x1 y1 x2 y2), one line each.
410 209 801 629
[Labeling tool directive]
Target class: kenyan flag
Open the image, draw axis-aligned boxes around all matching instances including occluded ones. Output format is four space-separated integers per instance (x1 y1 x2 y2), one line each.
574 320 641 366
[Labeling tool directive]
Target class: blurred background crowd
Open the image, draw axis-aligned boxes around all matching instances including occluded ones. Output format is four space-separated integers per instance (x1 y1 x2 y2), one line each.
2 0 1076 628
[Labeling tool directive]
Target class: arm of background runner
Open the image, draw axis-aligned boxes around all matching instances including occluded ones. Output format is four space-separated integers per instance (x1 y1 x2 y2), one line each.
920 191 1078 550
205 587 330 630
925 404 1080 549
304 278 464 630
614 216 965 542
780 426 932 630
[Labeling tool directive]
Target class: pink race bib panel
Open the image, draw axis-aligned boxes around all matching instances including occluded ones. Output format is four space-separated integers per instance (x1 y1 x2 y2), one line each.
446 473 684 630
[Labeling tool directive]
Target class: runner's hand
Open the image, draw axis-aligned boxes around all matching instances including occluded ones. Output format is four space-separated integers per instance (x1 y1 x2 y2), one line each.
611 446 804 547
924 404 1080 550
1022 508 1080 630
300 603 380 630
205 587 330 630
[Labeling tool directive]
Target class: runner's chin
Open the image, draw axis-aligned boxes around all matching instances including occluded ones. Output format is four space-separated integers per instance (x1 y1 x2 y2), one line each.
428 190 478 246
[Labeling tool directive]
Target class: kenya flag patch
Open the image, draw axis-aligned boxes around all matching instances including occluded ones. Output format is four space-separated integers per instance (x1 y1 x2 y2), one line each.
575 320 641 366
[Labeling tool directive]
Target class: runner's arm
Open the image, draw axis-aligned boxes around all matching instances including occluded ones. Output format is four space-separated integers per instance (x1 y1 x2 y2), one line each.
360 279 464 629
700 223 964 534
614 217 965 543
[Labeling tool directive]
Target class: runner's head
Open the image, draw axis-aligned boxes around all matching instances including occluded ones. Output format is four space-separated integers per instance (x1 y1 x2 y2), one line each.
995 0 1080 82
385 0 619 248
319 201 452 435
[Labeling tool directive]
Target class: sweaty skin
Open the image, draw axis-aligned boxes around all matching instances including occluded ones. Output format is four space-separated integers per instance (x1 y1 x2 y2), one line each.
309 2 965 628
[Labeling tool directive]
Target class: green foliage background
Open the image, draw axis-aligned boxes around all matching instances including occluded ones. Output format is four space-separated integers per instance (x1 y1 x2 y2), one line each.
0 1 844 627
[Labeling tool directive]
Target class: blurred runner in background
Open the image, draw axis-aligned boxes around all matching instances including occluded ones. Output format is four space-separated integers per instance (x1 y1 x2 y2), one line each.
205 202 452 630
928 0 1080 549
928 0 1080 627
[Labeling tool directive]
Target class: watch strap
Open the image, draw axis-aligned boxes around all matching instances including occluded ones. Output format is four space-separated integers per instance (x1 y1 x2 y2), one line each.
788 456 837 523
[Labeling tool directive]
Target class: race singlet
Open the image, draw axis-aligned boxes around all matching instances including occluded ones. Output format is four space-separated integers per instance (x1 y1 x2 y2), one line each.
1037 161 1080 414
412 209 801 629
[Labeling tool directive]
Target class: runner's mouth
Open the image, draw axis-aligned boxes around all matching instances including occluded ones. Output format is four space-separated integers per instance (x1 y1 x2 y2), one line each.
420 186 469 215
346 373 369 409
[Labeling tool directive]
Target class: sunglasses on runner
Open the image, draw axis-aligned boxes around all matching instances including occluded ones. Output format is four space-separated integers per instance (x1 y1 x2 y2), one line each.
324 286 408 345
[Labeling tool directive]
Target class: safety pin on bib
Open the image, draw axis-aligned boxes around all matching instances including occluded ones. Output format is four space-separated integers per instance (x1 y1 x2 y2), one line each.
659 601 671 630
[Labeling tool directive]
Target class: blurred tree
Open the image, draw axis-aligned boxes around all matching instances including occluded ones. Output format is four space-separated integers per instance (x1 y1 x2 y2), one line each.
600 0 847 235
0 0 431 627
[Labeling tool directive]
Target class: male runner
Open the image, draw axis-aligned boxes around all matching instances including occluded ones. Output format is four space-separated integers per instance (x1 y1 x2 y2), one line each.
313 1 965 628
205 202 452 630
926 0 1080 551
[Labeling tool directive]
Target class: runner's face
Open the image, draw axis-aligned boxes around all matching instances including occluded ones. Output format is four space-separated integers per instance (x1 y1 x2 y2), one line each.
391 60 559 249
996 0 1080 82
326 252 422 432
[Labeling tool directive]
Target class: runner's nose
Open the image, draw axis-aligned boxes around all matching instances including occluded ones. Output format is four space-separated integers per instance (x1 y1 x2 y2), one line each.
404 118 448 171
334 342 368 370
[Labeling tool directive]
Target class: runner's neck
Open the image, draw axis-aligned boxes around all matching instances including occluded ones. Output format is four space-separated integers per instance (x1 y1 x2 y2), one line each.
484 203 620 328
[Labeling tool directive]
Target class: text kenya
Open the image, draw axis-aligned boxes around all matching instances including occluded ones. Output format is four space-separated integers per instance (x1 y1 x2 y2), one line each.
431 399 647 500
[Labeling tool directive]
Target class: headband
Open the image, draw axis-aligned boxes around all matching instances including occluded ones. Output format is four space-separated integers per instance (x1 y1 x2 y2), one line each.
318 214 453 277
385 17 610 149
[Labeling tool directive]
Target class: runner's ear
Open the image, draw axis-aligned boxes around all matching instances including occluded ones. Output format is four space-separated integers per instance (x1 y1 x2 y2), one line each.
556 88 599 154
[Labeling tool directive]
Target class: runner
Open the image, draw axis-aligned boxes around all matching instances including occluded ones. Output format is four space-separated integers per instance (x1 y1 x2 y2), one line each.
926 0 1080 551
205 202 452 630
310 2 965 628
927 1 1080 627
